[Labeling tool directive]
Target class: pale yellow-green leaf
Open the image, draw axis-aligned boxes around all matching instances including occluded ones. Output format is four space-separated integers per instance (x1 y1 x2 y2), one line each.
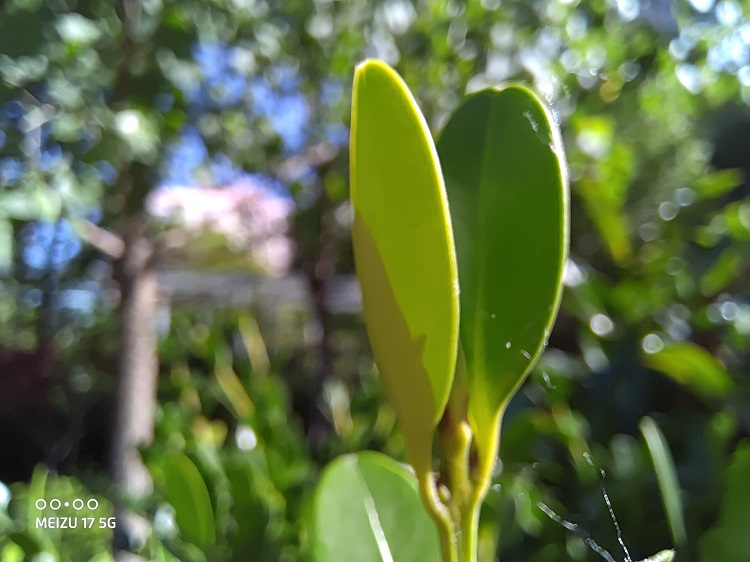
350 59 459 472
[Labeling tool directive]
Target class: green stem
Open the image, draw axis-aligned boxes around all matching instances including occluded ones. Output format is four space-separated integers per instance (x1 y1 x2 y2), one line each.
438 403 483 562
417 469 456 562
461 413 502 562
458 501 480 562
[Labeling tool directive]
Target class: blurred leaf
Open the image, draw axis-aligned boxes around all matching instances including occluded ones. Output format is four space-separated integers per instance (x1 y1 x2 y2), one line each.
700 248 743 295
26 465 50 548
643 342 733 398
0 5 55 58
225 457 276 562
0 541 23 562
55 14 102 46
641 551 676 562
214 359 254 419
0 219 12 272
0 189 60 221
6 533 40 557
323 170 348 202
693 168 743 200
578 185 632 263
437 85 568 450
699 443 750 562
156 453 216 548
574 116 614 161
238 313 270 375
350 60 459 473
114 109 160 162
577 142 634 264
639 416 686 550
723 201 750 241
312 452 441 562
87 554 116 562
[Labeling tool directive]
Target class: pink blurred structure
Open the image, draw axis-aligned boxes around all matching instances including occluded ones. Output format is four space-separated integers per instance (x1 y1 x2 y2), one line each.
146 177 294 277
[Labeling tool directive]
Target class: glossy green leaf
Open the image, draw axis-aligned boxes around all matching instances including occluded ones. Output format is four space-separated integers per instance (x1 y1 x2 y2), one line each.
643 341 733 398
156 452 215 547
350 60 459 471
640 416 686 550
437 85 568 448
699 443 750 561
312 452 441 562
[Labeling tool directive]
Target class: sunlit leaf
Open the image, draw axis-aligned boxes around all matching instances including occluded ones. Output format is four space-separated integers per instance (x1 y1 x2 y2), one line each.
312 452 441 562
0 541 24 562
577 142 634 263
437 85 568 451
643 341 733 398
214 352 254 418
350 59 459 472
640 550 676 562
723 201 750 241
693 168 743 200
55 13 102 46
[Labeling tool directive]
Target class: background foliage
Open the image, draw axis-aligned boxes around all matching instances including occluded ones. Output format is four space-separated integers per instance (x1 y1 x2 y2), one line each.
1 0 749 560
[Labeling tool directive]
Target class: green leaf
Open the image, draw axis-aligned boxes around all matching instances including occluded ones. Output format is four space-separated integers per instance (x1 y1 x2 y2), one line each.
699 443 750 561
640 416 686 550
700 248 743 295
214 350 254 419
25 465 52 549
640 550 676 562
155 452 216 547
693 168 743 200
312 452 441 562
350 60 459 472
573 119 633 263
55 13 102 46
643 341 733 398
0 541 24 562
0 5 55 58
0 190 59 221
436 85 568 450
0 219 12 273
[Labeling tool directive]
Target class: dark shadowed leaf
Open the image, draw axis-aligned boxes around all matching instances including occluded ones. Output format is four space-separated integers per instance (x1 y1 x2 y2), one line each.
699 443 750 561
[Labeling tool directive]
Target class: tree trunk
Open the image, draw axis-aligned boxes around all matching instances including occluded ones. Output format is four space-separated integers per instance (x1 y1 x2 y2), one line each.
111 215 158 557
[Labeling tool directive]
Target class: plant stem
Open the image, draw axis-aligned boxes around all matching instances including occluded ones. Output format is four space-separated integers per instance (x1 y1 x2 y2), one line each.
461 413 502 562
417 469 457 562
429 392 503 562
458 501 480 562
439 410 476 562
